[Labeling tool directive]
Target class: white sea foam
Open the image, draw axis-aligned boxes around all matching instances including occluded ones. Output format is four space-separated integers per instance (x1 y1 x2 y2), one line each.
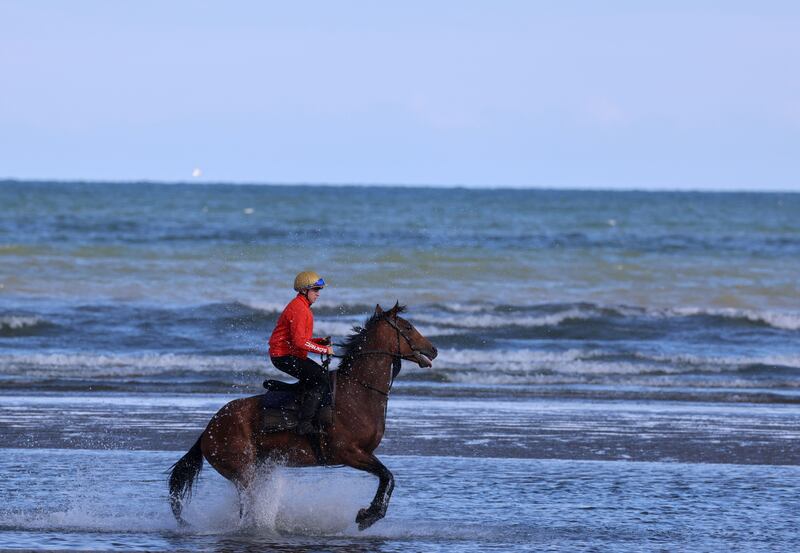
0 315 44 330
428 348 667 380
668 306 800 331
3 347 795 385
312 320 363 337
413 307 595 329
0 352 262 377
242 299 375 314
409 304 800 333
437 302 497 313
239 300 289 313
435 347 588 366
634 352 800 369
314 319 459 338
419 348 800 385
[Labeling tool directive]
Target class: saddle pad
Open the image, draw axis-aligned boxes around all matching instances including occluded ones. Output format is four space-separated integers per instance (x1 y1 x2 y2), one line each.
259 390 298 410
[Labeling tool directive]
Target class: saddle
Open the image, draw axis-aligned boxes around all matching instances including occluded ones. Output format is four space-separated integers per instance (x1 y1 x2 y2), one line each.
259 372 337 433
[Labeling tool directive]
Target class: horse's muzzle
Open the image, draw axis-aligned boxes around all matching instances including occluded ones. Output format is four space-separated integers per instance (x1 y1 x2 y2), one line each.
412 347 437 367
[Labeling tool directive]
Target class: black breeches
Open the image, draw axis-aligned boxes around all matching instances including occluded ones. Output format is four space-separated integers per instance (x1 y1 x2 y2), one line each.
270 355 332 405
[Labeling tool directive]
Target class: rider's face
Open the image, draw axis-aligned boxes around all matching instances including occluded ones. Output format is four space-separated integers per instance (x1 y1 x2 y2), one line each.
306 287 321 304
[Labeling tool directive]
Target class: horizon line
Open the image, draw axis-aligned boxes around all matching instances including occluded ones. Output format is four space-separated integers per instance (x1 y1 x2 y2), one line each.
1 177 798 195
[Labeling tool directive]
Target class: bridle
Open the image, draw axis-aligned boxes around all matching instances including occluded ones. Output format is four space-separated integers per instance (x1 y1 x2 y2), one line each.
334 314 424 397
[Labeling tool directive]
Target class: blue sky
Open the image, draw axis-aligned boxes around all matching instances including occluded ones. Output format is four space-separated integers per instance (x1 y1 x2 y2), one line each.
1 1 798 190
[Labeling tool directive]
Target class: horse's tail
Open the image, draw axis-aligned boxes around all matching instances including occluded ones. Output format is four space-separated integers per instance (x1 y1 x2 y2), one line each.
168 437 203 525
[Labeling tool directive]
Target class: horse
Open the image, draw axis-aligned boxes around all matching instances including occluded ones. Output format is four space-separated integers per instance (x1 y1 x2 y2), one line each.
168 303 438 530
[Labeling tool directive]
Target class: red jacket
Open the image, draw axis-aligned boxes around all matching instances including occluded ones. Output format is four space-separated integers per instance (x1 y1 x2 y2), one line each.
268 294 328 359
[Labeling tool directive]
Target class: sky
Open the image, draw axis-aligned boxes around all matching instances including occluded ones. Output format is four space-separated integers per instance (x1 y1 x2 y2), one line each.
1 1 798 191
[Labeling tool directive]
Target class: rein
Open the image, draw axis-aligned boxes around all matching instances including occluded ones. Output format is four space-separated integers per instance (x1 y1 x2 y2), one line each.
334 314 418 397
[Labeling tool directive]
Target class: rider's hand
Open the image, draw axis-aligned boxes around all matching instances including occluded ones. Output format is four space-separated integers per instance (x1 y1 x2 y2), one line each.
320 336 332 346
326 345 335 356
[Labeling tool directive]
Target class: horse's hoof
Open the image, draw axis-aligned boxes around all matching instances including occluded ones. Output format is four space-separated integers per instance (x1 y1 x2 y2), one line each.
356 508 380 531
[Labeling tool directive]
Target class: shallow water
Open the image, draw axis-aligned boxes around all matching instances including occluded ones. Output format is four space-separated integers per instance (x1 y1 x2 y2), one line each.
1 392 799 550
1 449 798 552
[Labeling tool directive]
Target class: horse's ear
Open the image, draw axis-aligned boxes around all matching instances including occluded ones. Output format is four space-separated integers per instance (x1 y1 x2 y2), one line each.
390 301 400 317
375 304 383 315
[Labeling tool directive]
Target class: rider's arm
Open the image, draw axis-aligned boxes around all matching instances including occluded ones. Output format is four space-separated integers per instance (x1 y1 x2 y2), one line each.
303 340 329 354
289 312 329 355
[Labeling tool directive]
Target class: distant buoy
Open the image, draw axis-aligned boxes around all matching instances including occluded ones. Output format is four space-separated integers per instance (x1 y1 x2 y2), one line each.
244 208 254 215
192 168 202 178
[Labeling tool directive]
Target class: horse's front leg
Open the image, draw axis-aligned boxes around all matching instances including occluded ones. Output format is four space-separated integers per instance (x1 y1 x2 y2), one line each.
347 453 395 530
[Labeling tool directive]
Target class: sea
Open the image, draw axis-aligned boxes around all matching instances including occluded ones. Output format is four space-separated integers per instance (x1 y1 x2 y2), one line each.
1 180 799 552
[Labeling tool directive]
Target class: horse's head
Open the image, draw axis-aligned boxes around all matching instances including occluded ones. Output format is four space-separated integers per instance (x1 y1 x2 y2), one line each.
374 303 438 368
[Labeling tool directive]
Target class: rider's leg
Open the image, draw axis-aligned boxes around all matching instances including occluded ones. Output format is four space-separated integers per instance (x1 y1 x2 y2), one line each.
271 356 329 434
300 358 332 405
295 358 330 433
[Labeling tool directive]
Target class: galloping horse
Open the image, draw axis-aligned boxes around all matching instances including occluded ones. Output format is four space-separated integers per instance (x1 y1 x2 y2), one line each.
168 303 437 530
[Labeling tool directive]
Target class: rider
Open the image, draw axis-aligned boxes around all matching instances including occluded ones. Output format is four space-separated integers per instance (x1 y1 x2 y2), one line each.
268 271 335 435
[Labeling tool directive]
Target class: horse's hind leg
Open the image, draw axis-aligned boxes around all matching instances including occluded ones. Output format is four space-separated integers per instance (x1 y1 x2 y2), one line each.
346 453 395 531
234 460 276 526
236 481 250 524
204 441 258 525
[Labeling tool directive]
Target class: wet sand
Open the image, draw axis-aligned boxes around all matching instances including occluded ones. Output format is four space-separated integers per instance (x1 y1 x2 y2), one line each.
2 392 799 465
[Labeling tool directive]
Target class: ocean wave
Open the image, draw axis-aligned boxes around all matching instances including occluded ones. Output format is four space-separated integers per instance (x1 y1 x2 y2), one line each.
632 351 800 370
668 307 800 331
413 308 593 330
406 366 800 388
0 315 53 336
406 303 800 333
429 349 690 378
241 300 377 317
0 352 264 377
234 301 463 338
421 348 800 383
0 316 45 330
125 300 800 335
3 301 798 360
1 347 798 391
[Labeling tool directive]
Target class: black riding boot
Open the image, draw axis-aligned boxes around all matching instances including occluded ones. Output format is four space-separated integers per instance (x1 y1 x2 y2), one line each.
317 405 333 426
296 389 321 435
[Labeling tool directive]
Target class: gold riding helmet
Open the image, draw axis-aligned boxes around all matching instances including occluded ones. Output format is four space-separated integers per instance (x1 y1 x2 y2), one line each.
293 271 326 292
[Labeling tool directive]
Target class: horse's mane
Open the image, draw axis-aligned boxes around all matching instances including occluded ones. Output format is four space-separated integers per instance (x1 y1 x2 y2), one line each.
337 305 406 374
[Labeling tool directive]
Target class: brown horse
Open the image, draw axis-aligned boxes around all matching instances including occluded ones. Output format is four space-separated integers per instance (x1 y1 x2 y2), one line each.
168 303 437 530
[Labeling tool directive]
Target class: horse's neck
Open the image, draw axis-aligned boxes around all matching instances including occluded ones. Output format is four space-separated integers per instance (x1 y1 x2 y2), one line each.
337 334 393 405
353 332 394 387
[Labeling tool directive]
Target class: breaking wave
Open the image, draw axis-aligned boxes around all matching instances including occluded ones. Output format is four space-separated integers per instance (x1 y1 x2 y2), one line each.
667 307 800 331
0 352 261 378
0 315 53 336
414 303 800 332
